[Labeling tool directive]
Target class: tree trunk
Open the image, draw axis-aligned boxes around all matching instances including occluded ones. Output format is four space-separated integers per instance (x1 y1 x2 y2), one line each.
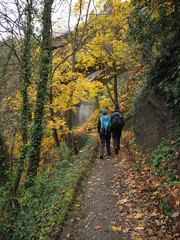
67 51 76 148
114 73 118 106
113 62 118 106
0 125 8 185
13 0 33 194
26 0 54 188
49 81 60 148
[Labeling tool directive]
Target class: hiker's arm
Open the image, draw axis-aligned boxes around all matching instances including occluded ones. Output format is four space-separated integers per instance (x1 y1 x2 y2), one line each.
97 118 101 133
121 113 125 127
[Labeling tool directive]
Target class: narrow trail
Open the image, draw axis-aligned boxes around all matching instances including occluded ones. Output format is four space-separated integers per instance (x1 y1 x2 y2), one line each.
60 141 131 240
60 135 179 240
67 152 129 240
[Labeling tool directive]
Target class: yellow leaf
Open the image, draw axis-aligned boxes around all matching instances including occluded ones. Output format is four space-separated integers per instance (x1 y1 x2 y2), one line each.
143 166 149 171
117 198 128 205
134 213 143 219
75 204 80 207
135 225 145 230
112 226 122 231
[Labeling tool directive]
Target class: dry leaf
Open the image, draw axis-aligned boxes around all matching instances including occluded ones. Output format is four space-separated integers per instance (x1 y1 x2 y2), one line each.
117 198 128 205
155 220 161 226
134 213 143 219
75 204 80 207
146 228 153 235
94 225 102 230
123 228 131 233
135 226 145 230
112 226 122 231
152 208 157 216
132 237 143 240
171 212 179 218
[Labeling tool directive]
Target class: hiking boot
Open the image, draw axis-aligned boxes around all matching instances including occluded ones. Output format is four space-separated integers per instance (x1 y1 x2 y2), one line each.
100 155 103 159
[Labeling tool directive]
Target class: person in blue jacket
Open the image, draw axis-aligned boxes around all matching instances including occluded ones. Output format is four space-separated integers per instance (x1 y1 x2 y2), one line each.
97 110 111 159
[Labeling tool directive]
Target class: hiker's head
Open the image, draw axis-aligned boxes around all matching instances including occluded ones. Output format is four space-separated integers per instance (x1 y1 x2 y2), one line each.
115 105 119 112
102 109 107 115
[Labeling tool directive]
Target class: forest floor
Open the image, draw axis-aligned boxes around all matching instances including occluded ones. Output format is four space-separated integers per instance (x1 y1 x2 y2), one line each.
59 132 179 240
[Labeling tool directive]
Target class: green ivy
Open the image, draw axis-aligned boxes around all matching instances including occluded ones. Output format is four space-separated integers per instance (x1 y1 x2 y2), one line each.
0 134 98 240
147 136 180 182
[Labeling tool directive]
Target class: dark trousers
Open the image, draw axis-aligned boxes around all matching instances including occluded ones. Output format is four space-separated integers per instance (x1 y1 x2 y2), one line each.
112 129 122 150
100 133 111 156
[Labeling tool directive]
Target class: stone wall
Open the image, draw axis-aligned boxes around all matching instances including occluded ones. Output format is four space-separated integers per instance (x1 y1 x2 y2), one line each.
134 93 172 152
72 101 95 126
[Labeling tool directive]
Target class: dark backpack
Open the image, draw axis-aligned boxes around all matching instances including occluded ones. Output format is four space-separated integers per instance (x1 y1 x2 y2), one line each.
111 112 122 129
100 115 111 135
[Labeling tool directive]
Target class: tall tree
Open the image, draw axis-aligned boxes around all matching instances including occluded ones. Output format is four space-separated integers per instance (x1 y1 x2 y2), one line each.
128 0 180 62
75 0 142 107
66 0 94 147
13 0 34 194
128 0 180 114
0 0 34 191
0 121 8 185
26 0 54 187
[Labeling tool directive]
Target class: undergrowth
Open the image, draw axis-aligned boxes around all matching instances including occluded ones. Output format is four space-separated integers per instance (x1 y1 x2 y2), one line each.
147 134 180 183
0 134 98 240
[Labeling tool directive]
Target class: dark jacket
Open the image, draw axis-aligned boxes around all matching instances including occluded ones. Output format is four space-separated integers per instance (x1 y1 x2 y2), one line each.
110 110 125 131
98 118 101 133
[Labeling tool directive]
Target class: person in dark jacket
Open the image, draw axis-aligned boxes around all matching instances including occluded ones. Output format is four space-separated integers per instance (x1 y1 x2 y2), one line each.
110 106 125 154
97 110 111 159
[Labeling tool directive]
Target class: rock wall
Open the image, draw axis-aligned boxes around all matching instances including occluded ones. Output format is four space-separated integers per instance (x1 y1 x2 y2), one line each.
72 101 95 126
134 93 172 152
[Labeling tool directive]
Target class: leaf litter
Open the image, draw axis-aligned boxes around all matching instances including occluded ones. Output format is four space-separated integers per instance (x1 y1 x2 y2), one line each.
60 131 179 240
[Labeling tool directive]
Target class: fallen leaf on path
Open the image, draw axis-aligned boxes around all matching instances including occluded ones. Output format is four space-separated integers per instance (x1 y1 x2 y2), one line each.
146 228 153 235
135 224 145 230
132 238 143 240
133 213 143 219
123 228 131 233
155 220 161 226
117 198 128 205
151 208 157 216
112 226 122 231
94 225 102 230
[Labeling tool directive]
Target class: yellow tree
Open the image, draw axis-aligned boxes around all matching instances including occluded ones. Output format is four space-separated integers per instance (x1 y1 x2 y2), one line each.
50 0 102 147
76 0 142 106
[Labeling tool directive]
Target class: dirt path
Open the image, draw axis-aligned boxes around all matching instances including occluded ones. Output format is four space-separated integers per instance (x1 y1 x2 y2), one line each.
60 137 179 240
60 142 131 240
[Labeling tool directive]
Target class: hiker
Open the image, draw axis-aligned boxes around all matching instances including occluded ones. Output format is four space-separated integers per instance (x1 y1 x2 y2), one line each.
97 110 111 159
110 106 125 154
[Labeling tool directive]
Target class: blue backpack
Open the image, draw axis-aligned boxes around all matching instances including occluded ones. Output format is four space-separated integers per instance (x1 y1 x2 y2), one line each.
100 115 111 135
